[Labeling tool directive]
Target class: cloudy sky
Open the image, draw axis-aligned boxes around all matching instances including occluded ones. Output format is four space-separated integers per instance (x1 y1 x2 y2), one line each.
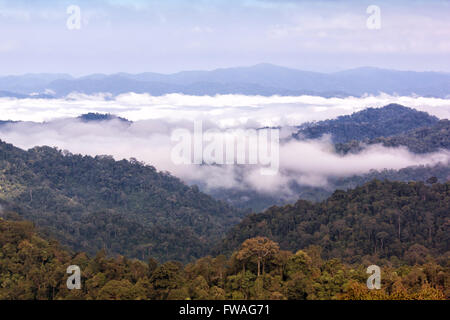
1 0 450 75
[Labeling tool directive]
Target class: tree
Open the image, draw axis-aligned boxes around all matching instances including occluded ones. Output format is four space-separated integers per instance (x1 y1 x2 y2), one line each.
236 237 279 277
150 261 184 299
426 176 438 184
286 250 313 278
97 280 137 300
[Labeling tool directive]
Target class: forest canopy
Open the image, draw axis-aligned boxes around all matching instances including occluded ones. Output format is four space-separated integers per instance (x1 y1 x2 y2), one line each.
0 218 447 300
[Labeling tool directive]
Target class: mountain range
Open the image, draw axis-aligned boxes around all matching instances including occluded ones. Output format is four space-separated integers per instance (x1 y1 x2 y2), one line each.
1 64 450 98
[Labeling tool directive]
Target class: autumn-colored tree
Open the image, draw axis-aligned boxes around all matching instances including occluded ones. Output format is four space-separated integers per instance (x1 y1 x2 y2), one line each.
236 237 279 277
0 218 448 301
97 280 139 300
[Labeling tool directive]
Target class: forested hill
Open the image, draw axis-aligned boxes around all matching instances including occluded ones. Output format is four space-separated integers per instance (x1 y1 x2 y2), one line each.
293 104 439 143
335 119 450 154
218 180 450 264
77 112 131 123
210 105 449 212
0 139 243 262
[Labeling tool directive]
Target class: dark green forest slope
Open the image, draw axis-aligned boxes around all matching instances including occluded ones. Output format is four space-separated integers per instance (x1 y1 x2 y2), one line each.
0 140 243 262
293 104 439 143
219 180 450 265
0 104 448 262
0 184 448 300
336 119 450 154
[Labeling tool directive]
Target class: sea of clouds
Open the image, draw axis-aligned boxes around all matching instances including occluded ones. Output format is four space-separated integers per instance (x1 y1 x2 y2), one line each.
0 93 449 195
1 93 450 124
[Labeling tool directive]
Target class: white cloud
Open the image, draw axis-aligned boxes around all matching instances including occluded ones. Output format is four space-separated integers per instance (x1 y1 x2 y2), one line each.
0 93 448 199
0 41 16 53
0 93 449 124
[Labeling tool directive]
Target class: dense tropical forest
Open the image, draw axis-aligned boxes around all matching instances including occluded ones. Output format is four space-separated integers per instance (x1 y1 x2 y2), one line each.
0 216 447 300
0 104 448 300
0 179 448 300
293 104 439 143
219 180 449 264
0 139 244 262
335 119 450 154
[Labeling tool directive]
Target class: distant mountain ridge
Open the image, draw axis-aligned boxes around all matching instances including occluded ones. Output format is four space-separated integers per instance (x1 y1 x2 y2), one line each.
77 112 131 123
1 64 449 98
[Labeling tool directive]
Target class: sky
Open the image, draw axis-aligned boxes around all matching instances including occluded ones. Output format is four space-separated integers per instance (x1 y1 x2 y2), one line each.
0 0 449 75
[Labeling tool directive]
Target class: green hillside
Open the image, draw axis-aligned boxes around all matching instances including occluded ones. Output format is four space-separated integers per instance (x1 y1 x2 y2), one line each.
0 140 243 262
219 180 450 264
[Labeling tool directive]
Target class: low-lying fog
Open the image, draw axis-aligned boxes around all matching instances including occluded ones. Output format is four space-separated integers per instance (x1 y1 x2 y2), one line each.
0 93 449 196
